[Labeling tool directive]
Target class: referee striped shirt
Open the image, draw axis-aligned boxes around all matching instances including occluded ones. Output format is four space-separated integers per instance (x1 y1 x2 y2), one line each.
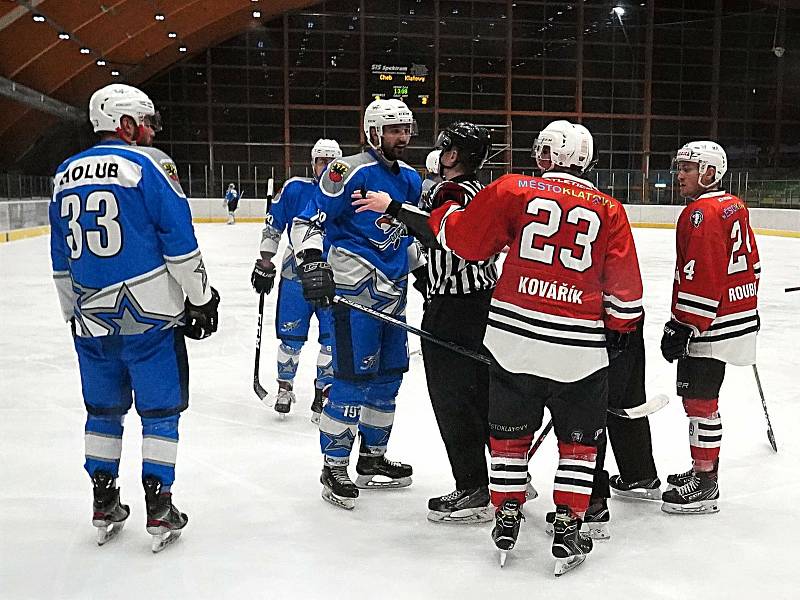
423 177 499 296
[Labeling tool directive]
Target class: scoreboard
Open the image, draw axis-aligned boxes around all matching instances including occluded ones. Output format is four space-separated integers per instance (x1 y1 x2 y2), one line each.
369 63 432 107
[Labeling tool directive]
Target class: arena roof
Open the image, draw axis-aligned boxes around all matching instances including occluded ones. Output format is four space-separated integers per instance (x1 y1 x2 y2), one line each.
0 0 794 169
0 0 320 166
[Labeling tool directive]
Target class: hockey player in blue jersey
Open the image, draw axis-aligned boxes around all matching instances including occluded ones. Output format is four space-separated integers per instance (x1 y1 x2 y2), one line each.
49 84 219 552
250 138 342 421
291 99 425 509
224 183 239 224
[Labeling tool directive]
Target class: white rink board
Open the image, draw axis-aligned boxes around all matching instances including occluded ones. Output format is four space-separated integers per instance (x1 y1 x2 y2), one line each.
1 224 798 599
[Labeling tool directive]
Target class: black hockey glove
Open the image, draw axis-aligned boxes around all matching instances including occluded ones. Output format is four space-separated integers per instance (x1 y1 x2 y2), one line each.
184 286 220 340
660 319 693 363
605 329 631 361
411 265 429 298
251 259 276 295
298 250 335 308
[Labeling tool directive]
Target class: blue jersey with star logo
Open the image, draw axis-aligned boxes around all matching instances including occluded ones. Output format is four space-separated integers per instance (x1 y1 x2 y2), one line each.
291 150 422 315
49 140 210 337
259 176 323 281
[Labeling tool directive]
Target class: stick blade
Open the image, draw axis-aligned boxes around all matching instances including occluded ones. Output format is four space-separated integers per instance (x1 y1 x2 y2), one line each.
767 428 778 453
608 393 669 419
254 380 269 404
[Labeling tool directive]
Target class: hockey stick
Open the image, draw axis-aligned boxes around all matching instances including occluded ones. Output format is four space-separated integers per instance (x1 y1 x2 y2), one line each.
333 295 493 365
253 292 269 403
525 393 669 462
785 286 800 293
607 394 670 419
527 420 554 460
752 364 778 453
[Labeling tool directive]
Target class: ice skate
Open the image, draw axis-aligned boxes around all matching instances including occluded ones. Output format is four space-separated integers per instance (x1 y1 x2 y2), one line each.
91 471 130 546
321 465 359 510
661 471 719 514
546 497 610 540
143 476 188 553
492 499 524 567
355 453 412 489
226 212 235 225
274 380 295 417
427 486 492 524
310 382 329 425
610 475 662 500
666 468 694 491
552 505 593 576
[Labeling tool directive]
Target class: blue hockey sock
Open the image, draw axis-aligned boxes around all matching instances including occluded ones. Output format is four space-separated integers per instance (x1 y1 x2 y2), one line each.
141 415 179 487
316 344 333 388
277 341 302 381
84 414 124 479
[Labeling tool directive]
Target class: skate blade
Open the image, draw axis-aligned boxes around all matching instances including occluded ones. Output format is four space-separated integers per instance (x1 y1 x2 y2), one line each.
545 522 609 540
321 488 355 510
149 529 182 553
525 482 538 500
661 499 719 514
355 474 412 489
612 487 661 501
554 555 586 577
427 506 493 524
94 520 126 546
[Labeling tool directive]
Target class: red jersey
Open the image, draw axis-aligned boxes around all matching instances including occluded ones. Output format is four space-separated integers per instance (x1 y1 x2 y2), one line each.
430 171 643 382
672 190 760 365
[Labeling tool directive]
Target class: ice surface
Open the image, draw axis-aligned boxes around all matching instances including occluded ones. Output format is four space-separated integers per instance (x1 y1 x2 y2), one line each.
1 225 798 598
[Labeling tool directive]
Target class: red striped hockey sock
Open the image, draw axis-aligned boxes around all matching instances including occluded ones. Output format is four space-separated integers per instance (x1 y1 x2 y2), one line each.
489 435 532 507
553 441 597 519
683 398 721 473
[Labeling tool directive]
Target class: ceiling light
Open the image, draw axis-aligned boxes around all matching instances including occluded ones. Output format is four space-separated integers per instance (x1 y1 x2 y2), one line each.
154 13 165 21
58 32 70 40
168 32 177 38
179 46 187 52
80 47 91 54
32 15 46 23
111 70 120 76
252 10 261 18
96 59 106 66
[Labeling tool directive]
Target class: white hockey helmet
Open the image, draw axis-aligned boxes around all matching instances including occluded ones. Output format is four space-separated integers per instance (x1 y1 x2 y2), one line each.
228 182 236 189
532 120 594 174
311 138 342 161
88 84 160 133
425 149 441 175
673 141 727 187
363 98 417 149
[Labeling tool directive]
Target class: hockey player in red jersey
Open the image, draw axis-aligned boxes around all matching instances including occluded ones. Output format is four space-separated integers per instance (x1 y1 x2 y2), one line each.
660 141 760 515
429 120 643 575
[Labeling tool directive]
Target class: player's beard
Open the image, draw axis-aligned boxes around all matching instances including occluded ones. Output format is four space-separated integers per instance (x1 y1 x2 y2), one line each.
381 141 407 162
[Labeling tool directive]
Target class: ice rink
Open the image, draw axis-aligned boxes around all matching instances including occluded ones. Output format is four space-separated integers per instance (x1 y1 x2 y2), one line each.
1 223 798 599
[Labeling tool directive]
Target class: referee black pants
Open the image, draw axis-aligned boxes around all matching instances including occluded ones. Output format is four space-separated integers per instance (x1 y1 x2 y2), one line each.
592 319 658 499
421 289 493 491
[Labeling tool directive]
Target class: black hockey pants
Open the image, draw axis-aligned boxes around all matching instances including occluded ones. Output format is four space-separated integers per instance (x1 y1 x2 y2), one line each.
421 289 493 491
592 318 658 499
